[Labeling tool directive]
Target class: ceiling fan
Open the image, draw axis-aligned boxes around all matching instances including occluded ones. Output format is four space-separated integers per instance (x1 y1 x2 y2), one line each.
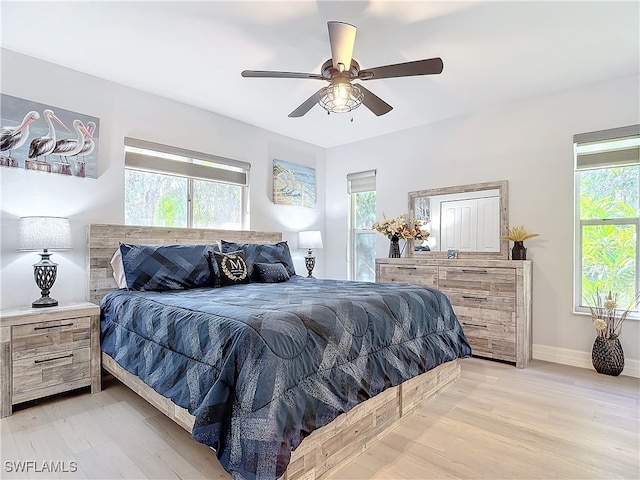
241 21 444 118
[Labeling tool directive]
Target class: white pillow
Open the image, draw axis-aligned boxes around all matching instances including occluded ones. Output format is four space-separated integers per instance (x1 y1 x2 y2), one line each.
110 248 128 289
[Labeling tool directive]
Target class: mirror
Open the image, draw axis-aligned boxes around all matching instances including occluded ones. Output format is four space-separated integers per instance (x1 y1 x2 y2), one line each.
408 180 509 258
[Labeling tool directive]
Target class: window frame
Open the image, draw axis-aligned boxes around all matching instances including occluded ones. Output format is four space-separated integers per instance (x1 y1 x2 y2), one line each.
573 125 640 317
124 138 250 229
347 170 376 282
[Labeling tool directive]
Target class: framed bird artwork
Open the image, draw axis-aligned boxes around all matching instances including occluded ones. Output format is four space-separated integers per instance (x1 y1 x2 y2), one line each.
0 93 100 178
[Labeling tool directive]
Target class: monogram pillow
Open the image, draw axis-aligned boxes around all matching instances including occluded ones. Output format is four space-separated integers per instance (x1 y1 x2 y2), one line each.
221 240 296 280
211 250 250 286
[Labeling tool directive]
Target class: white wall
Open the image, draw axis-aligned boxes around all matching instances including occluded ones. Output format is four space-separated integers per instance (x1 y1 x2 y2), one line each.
0 49 326 309
325 74 640 366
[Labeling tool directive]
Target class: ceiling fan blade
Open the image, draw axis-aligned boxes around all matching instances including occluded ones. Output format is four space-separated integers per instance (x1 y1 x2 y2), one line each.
358 57 444 80
328 21 356 72
288 88 324 117
357 84 393 116
242 70 323 80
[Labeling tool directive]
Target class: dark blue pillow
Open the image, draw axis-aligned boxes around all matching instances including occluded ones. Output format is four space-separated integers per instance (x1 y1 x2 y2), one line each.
254 262 290 283
119 243 217 291
221 240 295 281
212 250 250 286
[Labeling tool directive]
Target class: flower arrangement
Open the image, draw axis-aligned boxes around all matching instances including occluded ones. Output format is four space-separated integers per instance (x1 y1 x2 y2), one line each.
499 226 540 242
372 214 429 240
589 290 640 339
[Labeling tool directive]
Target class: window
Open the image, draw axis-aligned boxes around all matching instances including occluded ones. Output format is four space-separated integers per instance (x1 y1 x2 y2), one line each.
124 138 249 229
574 125 640 314
348 170 376 281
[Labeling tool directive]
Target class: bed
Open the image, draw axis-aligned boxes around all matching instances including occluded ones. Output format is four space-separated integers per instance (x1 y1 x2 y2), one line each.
88 224 471 480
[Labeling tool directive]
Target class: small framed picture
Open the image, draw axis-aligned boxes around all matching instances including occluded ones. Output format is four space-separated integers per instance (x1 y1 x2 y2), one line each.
447 249 458 259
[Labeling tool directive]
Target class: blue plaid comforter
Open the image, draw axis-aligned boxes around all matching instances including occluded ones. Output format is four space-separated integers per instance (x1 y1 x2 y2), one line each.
100 276 471 480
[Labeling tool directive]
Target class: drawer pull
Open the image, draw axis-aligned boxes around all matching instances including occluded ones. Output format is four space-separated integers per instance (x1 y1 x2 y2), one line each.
461 269 488 274
462 295 487 302
34 322 74 331
462 322 488 328
396 267 417 270
34 353 74 364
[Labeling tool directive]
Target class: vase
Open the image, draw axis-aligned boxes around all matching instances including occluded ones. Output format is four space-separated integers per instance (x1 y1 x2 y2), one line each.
388 234 401 258
511 241 527 260
591 336 624 376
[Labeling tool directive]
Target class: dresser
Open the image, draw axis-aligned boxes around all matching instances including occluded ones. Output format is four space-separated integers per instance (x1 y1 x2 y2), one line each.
0 302 101 417
376 258 532 368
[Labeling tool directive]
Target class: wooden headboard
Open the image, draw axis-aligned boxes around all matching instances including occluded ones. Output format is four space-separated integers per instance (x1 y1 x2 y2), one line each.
87 224 282 304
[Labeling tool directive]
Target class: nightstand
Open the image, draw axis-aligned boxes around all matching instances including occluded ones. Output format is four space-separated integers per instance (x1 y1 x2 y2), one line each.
0 302 101 417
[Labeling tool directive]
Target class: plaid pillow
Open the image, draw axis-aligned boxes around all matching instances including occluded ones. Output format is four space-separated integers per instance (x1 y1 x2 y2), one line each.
119 243 217 291
221 240 296 280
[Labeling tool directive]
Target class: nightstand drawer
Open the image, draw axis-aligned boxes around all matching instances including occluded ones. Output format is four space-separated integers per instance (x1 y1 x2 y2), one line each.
1 302 101 417
12 347 91 403
11 317 91 357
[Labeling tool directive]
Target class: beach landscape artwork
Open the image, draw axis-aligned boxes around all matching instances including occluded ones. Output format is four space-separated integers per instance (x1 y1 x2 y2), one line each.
273 159 316 208
0 93 100 178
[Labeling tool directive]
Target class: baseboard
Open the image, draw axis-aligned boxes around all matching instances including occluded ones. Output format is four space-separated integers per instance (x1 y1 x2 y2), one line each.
533 344 640 378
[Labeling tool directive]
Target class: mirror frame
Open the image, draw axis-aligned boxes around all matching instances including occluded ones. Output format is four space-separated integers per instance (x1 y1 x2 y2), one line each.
408 180 509 259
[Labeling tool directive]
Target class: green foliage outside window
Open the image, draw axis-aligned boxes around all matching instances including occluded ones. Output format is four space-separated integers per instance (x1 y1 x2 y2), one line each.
125 170 243 229
354 191 377 229
580 165 639 308
353 191 377 282
125 170 187 227
154 191 186 227
192 179 242 229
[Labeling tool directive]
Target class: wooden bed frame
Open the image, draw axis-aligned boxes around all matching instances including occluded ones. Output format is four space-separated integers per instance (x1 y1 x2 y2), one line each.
87 224 461 480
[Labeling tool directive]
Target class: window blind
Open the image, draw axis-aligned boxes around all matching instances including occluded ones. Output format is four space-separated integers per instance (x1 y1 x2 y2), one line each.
124 137 250 185
347 169 376 193
574 124 640 171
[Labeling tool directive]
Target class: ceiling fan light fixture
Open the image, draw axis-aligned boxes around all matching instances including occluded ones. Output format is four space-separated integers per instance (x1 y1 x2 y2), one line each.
319 79 364 114
242 22 443 118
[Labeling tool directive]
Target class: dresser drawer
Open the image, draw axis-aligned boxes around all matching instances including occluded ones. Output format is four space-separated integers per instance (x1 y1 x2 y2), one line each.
441 289 515 312
454 307 516 362
12 347 91 403
377 264 438 288
11 317 91 358
438 267 516 296
464 333 515 363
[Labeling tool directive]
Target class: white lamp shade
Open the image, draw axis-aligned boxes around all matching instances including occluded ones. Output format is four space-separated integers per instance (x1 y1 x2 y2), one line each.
298 230 323 250
18 216 72 251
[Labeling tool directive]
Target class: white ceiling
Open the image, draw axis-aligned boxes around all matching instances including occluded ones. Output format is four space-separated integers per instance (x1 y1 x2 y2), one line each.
2 1 639 148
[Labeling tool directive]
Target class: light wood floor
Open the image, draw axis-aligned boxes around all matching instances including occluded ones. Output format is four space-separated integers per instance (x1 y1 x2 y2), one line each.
1 358 638 479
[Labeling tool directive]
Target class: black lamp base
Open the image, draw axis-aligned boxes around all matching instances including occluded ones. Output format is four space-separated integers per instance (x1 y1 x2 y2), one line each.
31 249 59 309
305 250 316 278
32 296 59 308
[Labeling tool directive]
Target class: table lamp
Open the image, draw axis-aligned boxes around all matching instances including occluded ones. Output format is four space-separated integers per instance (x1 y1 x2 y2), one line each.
298 230 323 278
18 216 71 308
